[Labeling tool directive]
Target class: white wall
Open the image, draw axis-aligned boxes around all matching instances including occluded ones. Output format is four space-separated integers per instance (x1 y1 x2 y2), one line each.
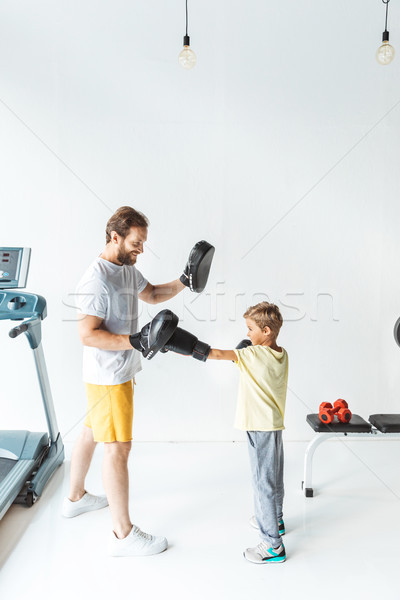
0 0 399 442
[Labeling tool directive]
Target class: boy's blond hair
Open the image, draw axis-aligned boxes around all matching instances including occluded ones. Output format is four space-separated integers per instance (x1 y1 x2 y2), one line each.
243 302 283 339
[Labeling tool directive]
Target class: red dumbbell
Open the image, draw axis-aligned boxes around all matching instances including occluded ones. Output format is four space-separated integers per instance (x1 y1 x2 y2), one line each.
319 399 352 424
333 399 352 423
319 402 334 423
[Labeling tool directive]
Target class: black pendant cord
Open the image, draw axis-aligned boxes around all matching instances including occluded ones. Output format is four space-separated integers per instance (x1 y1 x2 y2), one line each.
179 0 196 65
383 0 390 32
377 0 394 61
186 0 189 37
183 0 190 46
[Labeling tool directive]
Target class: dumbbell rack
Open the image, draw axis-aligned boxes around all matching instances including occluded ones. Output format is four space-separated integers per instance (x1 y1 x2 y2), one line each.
302 413 400 497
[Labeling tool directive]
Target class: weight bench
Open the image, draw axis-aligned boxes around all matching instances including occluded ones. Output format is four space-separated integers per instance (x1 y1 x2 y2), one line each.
302 414 400 497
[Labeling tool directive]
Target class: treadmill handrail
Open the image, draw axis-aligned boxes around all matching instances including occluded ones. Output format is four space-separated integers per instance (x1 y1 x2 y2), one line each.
8 316 59 444
9 322 28 338
32 344 60 443
9 316 42 349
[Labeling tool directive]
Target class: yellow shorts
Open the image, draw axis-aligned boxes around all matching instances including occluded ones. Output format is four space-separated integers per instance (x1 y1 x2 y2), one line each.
84 379 134 443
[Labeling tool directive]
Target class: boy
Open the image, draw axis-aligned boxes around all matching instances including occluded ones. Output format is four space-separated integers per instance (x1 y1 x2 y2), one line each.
208 301 288 563
133 301 288 562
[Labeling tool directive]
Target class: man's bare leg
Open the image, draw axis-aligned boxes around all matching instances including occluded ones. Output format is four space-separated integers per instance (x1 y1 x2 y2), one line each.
69 425 97 501
103 441 132 539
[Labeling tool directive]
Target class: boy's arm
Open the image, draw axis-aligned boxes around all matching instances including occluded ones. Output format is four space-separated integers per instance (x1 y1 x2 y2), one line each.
208 349 237 361
208 339 251 361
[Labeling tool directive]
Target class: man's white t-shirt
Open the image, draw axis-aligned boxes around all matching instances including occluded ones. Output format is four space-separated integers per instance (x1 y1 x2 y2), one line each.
75 257 148 385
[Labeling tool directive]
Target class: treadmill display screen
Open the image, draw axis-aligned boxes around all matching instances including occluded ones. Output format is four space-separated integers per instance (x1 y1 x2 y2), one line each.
0 247 31 289
0 250 19 279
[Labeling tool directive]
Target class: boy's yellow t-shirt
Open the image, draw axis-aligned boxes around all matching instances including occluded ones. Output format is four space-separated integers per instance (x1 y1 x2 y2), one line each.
233 345 288 431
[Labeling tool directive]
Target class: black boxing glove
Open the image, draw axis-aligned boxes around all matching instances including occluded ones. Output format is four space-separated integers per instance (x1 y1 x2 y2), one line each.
235 339 252 350
129 309 179 360
163 327 211 362
232 339 252 362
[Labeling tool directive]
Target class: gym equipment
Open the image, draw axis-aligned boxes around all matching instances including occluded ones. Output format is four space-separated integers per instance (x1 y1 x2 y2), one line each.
129 309 179 359
130 309 211 362
0 246 31 288
302 316 400 497
302 413 400 497
319 399 352 424
180 240 215 293
0 247 64 519
394 316 400 348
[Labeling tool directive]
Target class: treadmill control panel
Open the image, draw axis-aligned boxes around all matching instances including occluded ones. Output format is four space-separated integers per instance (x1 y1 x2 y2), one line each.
0 291 47 321
0 247 31 290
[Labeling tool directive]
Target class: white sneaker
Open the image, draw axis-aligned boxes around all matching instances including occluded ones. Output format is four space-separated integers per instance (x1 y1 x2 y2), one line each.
108 524 168 557
244 541 286 564
62 492 108 518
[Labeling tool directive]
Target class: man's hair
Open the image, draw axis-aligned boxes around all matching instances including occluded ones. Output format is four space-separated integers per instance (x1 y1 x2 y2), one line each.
105 206 149 243
243 301 283 339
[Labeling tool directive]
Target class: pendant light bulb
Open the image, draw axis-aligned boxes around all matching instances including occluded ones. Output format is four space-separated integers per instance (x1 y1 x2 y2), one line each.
377 0 395 65
179 0 196 70
376 38 395 65
179 35 196 70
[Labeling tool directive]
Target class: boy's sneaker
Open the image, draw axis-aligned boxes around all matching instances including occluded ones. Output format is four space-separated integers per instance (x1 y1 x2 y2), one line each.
109 524 168 557
250 516 285 535
244 541 286 564
62 492 108 518
278 518 285 535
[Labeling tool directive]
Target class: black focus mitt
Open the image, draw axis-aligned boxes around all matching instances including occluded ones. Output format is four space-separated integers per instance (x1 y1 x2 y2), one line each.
129 309 179 359
394 317 400 348
180 240 215 293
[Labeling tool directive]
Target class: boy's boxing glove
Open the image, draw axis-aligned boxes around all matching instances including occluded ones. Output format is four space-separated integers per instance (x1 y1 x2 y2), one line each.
231 339 252 362
163 327 211 362
235 339 252 350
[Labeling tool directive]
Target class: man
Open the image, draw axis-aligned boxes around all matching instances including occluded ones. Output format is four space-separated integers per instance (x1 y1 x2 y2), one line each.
62 206 214 557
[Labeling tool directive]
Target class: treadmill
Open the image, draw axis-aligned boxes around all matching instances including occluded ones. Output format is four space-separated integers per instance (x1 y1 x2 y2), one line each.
0 247 64 519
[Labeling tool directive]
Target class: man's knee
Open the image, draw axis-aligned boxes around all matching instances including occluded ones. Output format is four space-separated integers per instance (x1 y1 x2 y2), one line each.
104 440 132 459
82 425 94 439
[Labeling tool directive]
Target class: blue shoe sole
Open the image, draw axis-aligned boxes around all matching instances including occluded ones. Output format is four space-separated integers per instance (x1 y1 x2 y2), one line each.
244 552 287 564
264 555 286 563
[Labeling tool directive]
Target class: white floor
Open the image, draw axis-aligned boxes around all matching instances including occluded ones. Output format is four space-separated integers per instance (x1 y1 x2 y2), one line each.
0 439 399 600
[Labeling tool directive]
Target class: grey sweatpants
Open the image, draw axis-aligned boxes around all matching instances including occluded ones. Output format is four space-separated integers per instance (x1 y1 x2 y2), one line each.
247 430 284 548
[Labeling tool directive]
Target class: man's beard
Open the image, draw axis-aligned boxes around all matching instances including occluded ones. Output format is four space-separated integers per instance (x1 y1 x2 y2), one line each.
117 246 137 266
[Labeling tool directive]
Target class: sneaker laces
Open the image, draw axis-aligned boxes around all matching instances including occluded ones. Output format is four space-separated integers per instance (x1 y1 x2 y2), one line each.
133 525 152 541
256 541 281 557
257 541 271 555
